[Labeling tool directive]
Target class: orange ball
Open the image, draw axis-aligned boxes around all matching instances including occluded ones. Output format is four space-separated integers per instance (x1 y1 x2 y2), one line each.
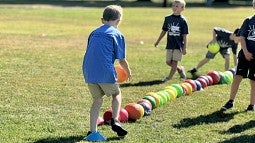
115 65 127 83
180 83 192 95
124 103 144 121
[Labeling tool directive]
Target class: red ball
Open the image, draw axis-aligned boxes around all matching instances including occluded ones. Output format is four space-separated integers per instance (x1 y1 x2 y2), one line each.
197 78 207 88
103 108 129 123
115 65 127 83
198 76 210 86
184 79 197 91
103 109 113 124
205 75 214 86
207 70 220 84
125 103 144 121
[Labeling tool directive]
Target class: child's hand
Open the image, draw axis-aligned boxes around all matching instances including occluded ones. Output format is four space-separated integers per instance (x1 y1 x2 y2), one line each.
244 51 254 61
126 72 132 82
209 39 217 45
182 48 187 55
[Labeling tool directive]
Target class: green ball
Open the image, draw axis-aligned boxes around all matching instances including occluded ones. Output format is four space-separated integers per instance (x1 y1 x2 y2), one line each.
171 84 183 98
224 71 233 81
157 90 170 102
218 71 226 84
208 42 220 53
224 74 232 84
156 92 167 105
143 96 156 109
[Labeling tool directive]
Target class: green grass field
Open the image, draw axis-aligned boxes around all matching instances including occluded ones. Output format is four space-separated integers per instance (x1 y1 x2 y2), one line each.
1 4 255 143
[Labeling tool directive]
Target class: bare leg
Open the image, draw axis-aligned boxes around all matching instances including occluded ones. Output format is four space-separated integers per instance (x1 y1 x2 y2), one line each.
233 54 238 67
90 98 103 132
224 55 230 71
111 89 128 137
167 60 178 80
229 75 243 100
112 90 121 121
249 80 255 105
196 58 210 70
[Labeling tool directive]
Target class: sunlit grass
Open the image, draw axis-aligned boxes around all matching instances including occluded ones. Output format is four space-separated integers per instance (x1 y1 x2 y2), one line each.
1 5 255 143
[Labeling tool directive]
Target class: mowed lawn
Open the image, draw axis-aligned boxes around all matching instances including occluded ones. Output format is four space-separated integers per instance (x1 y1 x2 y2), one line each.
0 4 255 143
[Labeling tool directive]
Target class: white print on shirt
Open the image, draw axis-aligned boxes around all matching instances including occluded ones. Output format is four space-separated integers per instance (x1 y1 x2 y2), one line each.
247 25 255 41
168 23 180 36
217 40 231 48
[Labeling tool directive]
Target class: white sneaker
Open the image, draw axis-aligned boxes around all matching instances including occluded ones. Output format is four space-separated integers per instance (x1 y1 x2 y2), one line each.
162 77 170 82
178 66 186 79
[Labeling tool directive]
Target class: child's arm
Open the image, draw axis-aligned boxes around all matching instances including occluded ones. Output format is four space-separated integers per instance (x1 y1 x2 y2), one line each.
154 31 167 48
119 59 132 81
209 29 217 44
240 36 253 61
182 34 187 55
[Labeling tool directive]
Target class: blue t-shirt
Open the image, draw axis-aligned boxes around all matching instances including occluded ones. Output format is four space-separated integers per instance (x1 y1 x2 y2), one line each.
162 14 189 50
82 25 125 83
238 15 255 59
214 27 238 54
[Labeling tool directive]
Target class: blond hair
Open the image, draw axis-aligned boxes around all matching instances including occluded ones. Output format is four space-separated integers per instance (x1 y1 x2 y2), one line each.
102 5 123 21
174 0 186 7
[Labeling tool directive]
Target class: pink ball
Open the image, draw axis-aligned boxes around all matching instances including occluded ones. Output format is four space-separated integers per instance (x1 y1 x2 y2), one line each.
97 116 104 125
119 108 129 122
103 108 129 124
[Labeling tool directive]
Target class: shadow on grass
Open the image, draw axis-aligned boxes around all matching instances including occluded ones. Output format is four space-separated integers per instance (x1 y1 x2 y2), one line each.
34 135 125 143
219 134 255 143
0 0 251 8
172 110 239 128
34 135 84 143
120 79 164 87
221 120 255 134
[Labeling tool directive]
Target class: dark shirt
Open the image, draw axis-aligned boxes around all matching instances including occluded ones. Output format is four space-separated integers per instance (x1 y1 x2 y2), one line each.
238 15 255 60
162 14 189 50
214 27 238 55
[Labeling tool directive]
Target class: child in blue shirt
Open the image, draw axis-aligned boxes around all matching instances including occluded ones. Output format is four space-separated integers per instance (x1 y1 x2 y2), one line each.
82 5 131 137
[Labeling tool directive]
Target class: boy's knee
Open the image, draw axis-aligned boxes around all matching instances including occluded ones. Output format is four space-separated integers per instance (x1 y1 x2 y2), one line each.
166 61 171 66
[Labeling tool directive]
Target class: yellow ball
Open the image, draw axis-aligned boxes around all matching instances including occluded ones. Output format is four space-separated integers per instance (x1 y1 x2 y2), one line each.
146 92 161 107
208 42 220 53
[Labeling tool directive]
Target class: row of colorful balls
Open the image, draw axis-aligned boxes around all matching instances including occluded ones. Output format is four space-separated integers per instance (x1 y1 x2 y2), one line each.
97 68 236 125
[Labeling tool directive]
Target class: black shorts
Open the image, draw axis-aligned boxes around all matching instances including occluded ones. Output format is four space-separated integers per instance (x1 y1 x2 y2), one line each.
236 58 255 81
